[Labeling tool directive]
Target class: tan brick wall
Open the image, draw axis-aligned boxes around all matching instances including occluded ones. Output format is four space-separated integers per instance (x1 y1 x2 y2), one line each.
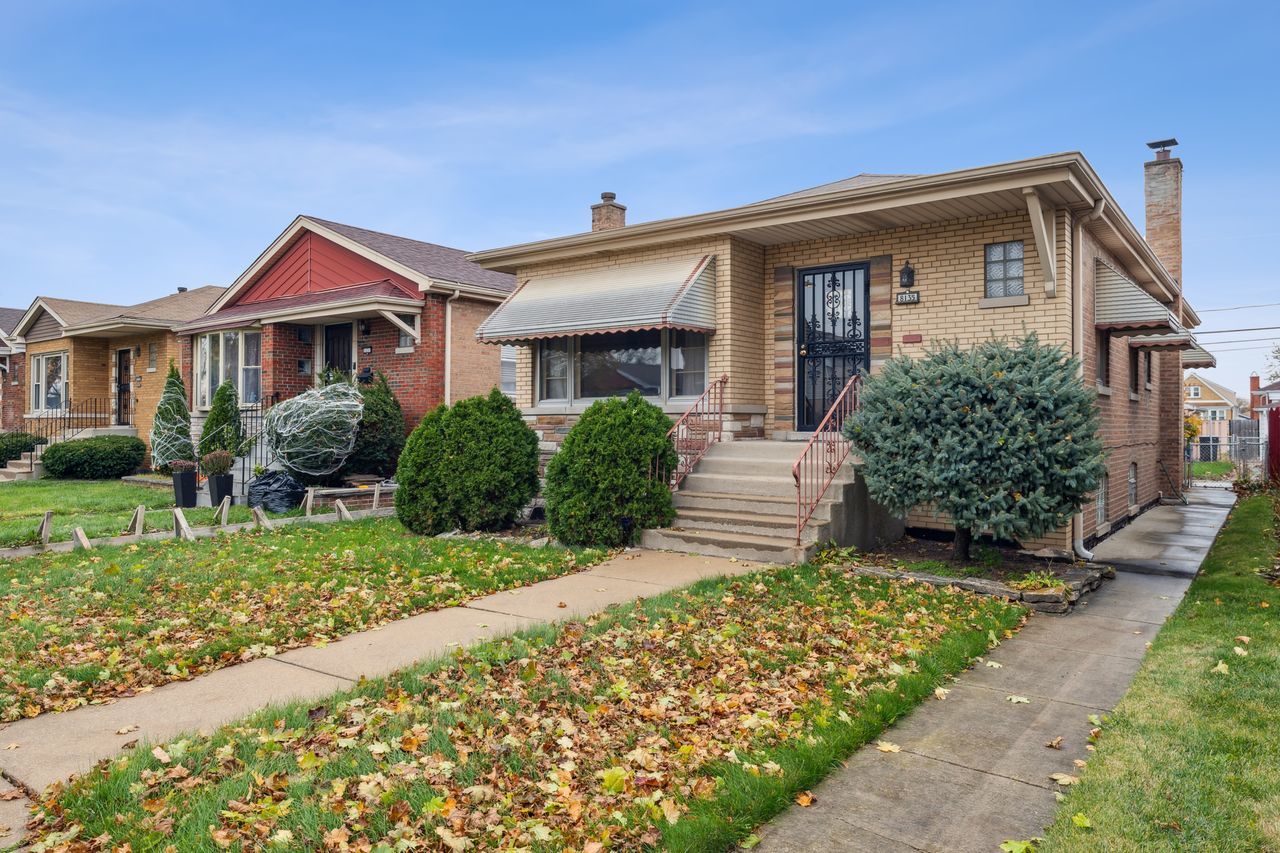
25 338 109 415
114 332 181 460
448 297 502 404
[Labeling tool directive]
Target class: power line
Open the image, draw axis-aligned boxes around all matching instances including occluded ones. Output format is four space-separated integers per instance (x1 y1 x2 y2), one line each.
1194 325 1280 335
1198 301 1280 312
1198 335 1280 346
1199 344 1276 353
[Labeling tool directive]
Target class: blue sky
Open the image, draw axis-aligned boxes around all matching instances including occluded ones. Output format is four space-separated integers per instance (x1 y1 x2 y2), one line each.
1 0 1277 394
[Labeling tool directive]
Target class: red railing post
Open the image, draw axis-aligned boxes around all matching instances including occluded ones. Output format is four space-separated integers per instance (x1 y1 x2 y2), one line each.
791 374 862 543
663 373 729 491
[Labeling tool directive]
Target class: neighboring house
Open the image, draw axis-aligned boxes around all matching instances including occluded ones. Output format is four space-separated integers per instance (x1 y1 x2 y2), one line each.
0 307 27 432
471 143 1201 559
1183 372 1242 460
1250 373 1280 418
174 216 516 436
9 287 225 456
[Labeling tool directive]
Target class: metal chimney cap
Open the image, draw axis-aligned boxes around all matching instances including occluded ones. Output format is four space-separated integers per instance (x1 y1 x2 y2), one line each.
1146 138 1179 151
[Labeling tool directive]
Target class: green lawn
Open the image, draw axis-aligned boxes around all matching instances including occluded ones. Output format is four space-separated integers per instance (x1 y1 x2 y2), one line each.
0 479 279 548
22 565 1022 852
1189 460 1234 480
0 517 603 722
1042 494 1280 851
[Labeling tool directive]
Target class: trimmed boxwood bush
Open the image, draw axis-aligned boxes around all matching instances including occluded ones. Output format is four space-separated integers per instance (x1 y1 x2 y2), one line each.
41 435 147 480
544 392 677 547
340 373 406 479
395 388 539 535
0 432 45 465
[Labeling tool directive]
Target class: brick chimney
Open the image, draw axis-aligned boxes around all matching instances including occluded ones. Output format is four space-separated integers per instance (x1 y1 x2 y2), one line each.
1144 138 1182 284
591 192 626 231
1251 372 1261 419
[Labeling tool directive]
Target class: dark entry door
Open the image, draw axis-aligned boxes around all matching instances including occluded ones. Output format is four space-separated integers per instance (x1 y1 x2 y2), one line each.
324 323 353 374
796 263 870 430
116 349 132 426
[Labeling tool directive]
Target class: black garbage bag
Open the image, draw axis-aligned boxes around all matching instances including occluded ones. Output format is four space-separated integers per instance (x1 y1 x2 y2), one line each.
247 470 306 513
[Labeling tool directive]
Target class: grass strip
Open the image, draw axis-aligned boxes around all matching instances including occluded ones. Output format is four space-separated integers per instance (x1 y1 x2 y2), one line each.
0 517 602 722
24 564 1022 851
1041 494 1280 851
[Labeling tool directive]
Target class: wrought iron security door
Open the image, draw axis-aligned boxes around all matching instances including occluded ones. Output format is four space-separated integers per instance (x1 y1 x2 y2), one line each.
796 263 870 430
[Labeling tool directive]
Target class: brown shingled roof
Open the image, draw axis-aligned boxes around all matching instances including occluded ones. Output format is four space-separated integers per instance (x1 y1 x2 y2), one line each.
0 307 25 335
306 217 515 294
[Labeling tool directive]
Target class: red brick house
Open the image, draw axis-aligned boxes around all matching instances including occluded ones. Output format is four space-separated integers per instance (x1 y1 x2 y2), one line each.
0 307 26 432
176 216 516 432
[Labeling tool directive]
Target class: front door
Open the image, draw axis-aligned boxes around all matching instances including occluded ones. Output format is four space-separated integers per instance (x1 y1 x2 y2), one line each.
324 323 354 375
116 349 132 426
795 263 870 430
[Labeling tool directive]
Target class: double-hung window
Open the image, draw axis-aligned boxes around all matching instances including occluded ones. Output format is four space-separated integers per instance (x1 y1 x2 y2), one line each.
395 314 418 351
30 352 68 411
536 329 708 404
195 329 262 408
984 241 1025 298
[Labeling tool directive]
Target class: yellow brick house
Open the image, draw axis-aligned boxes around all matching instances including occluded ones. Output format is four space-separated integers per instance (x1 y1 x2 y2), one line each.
471 145 1202 561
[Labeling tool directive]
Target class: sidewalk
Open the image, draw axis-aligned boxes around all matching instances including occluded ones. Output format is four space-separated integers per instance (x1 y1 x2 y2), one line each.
0 549 758 840
1090 487 1236 577
755 487 1235 852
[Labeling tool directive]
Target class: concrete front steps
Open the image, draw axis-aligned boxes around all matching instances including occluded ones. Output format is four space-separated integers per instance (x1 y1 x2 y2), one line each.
641 439 856 563
0 426 137 482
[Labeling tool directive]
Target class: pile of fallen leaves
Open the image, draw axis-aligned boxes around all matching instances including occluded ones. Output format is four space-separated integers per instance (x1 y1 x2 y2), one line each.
0 519 602 722
27 565 1020 851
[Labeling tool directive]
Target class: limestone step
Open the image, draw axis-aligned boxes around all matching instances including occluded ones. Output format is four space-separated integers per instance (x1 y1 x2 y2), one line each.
672 507 829 544
641 526 812 564
681 471 812 497
705 440 809 461
672 490 836 520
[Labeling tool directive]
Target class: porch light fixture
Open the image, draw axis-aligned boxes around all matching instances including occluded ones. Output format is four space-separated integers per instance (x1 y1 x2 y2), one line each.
899 261 916 289
359 319 372 337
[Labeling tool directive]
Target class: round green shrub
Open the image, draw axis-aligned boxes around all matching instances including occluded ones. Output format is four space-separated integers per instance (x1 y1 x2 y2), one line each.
42 435 147 480
544 392 677 547
395 388 539 535
340 373 406 479
0 432 45 465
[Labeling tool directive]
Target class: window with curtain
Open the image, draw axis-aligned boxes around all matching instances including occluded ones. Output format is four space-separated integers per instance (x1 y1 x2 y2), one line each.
195 330 262 408
578 331 661 398
30 352 67 411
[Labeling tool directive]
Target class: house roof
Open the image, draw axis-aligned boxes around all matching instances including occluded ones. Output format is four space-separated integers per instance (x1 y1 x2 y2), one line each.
470 151 1198 328
208 216 516 314
13 296 130 337
1256 378 1280 393
62 286 226 335
0 307 25 335
307 218 516 294
1186 372 1238 404
179 281 420 333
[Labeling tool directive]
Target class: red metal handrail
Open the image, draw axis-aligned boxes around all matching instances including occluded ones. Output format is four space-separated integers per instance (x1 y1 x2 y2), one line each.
792 373 862 542
663 373 728 490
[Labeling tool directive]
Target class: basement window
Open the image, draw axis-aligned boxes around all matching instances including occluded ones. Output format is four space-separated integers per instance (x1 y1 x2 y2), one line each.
1095 471 1109 526
984 241 1024 298
1096 330 1111 387
1128 463 1138 506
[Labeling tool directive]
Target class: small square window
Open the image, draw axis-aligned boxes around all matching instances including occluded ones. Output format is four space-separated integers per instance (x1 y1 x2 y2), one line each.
984 240 1024 298
297 326 313 345
396 314 418 349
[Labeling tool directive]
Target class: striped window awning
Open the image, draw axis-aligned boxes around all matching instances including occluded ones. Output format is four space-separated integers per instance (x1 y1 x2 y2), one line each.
1181 342 1216 368
1094 260 1176 333
1129 331 1194 350
476 255 716 343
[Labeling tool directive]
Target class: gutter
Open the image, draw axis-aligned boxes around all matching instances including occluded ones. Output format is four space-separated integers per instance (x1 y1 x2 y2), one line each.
1072 198 1106 562
443 289 461 404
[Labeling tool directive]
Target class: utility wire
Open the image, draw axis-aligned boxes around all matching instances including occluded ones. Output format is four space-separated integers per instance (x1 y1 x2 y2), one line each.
1197 335 1280 346
1198 301 1280 312
1193 325 1280 335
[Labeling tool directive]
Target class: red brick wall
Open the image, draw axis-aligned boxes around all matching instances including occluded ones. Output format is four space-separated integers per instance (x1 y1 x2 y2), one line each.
356 296 446 429
262 323 313 404
1 352 24 431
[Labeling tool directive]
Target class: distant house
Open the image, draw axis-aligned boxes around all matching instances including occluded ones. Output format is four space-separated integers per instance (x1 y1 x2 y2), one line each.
1183 372 1243 460
174 216 517 436
8 287 225 456
0 307 27 432
1250 373 1280 418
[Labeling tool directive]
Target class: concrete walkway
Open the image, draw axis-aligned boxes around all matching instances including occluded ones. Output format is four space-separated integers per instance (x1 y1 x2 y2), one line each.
1091 487 1236 577
757 487 1234 852
0 549 758 844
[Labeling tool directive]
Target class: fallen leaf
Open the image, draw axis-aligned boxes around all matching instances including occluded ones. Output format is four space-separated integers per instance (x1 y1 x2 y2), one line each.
1007 695 1030 704
1073 759 1088 769
659 797 681 825
2 743 16 751
1236 636 1251 644
1211 660 1230 675
986 660 1003 669
152 746 171 764
934 686 950 700
557 602 567 608
1045 737 1064 750
1072 812 1092 829
999 841 1037 853
1049 773 1079 786
0 790 22 801
1234 646 1248 657
740 834 762 849
116 725 138 735
875 741 901 753
795 791 815 807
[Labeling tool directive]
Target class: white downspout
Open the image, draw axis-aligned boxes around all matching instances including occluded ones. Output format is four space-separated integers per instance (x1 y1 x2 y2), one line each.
443 288 461 405
1073 198 1105 562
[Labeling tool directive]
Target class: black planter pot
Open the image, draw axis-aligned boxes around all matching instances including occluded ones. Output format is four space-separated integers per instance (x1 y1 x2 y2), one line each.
208 473 235 507
172 471 197 508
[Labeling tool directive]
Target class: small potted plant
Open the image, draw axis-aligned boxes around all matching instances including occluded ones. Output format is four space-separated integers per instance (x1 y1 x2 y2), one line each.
201 450 235 507
170 459 197 508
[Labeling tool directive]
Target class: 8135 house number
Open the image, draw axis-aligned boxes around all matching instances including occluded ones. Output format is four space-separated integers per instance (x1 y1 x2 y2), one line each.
895 290 921 305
